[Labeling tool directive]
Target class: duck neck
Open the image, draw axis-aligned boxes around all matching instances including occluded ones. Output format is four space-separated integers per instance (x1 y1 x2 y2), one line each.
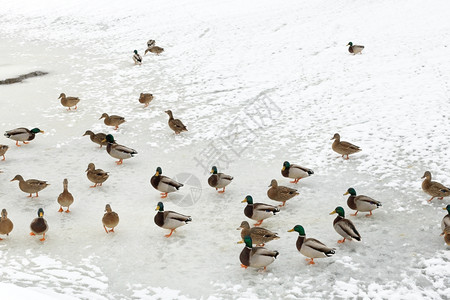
347 195 357 210
333 215 343 225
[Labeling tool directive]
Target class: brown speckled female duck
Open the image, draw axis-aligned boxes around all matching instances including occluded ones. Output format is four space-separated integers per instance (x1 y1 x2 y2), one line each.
0 209 13 240
83 130 107 148
58 93 80 110
267 179 299 207
421 171 450 202
331 133 361 159
0 145 8 160
99 113 126 130
57 179 74 213
237 221 279 246
11 175 49 197
102 204 119 233
86 163 109 187
139 93 153 107
165 110 187 134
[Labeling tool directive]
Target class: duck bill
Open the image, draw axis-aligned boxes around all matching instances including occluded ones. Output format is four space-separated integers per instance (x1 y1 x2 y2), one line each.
237 240 244 244
444 207 448 210
343 191 349 195
155 171 160 176
241 199 247 203
101 139 107 142
287 229 294 232
39 212 43 217
40 130 45 133
330 137 334 140
329 210 337 215
281 166 285 171
210 170 214 174
155 206 160 211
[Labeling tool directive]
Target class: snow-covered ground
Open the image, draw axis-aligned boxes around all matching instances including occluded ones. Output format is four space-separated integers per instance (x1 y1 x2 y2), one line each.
0 0 449 299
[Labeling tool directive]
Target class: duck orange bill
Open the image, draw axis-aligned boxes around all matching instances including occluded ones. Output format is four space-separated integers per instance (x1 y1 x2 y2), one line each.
287 229 294 232
329 210 337 215
343 191 349 195
40 130 45 133
241 199 247 203
444 207 448 210
101 139 106 142
281 166 285 171
39 212 43 217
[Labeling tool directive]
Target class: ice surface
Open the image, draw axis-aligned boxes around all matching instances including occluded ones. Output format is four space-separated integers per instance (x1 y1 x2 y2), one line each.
0 0 449 299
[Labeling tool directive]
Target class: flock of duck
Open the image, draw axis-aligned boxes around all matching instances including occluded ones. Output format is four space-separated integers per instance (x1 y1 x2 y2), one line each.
0 41 449 273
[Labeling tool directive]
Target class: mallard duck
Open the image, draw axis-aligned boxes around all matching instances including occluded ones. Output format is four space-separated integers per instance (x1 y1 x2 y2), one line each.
331 133 361 159
4 128 44 146
99 113 126 130
86 163 109 187
154 202 191 237
267 179 299 207
237 221 279 246
57 179 74 213
330 206 361 243
145 46 164 55
10 175 49 197
150 167 184 198
442 205 450 232
347 42 364 54
102 204 119 233
102 134 137 165
242 195 280 226
239 235 279 271
0 209 13 240
58 93 80 110
344 188 382 217
288 225 335 265
0 145 8 160
441 226 450 246
30 208 48 241
133 50 142 65
139 93 153 107
83 130 107 148
208 166 233 193
421 171 450 202
165 110 187 134
281 161 313 183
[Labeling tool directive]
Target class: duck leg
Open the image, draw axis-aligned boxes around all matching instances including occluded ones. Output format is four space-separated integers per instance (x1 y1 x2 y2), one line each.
240 264 248 269
27 193 32 198
165 229 175 238
365 211 373 217
307 258 315 265
90 183 98 188
438 197 444 200
345 155 349 160
351 211 358 216
109 228 115 233
338 238 346 244
290 178 300 183
114 125 119 130
115 159 123 165
35 192 39 197
65 208 71 213
254 220 263 226
279 201 287 207
23 141 29 144
39 233 46 241
15 141 21 147
58 207 63 212
160 192 168 198
218 187 226 193
1 155 5 160
29 232 35 236
427 197 434 202
103 225 109 234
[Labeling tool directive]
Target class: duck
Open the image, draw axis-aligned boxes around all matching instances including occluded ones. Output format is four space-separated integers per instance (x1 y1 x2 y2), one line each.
208 166 233 193
132 50 142 65
147 39 156 48
442 205 450 232
154 202 191 237
145 46 164 55
150 167 184 198
102 134 137 165
30 208 48 241
239 235 279 271
288 225 335 265
99 113 126 130
441 227 450 246
86 163 109 187
57 178 74 213
0 145 8 160
4 127 44 146
267 179 299 207
11 175 49 197
165 110 187 134
281 161 314 183
344 187 382 217
421 171 450 202
330 206 361 243
102 204 119 233
139 93 153 107
237 221 279 246
58 93 80 110
242 195 280 226
0 209 14 240
83 130 107 148
347 42 364 55
331 133 361 159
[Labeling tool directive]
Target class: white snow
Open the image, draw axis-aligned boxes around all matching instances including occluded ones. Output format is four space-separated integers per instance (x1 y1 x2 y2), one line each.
0 0 450 299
